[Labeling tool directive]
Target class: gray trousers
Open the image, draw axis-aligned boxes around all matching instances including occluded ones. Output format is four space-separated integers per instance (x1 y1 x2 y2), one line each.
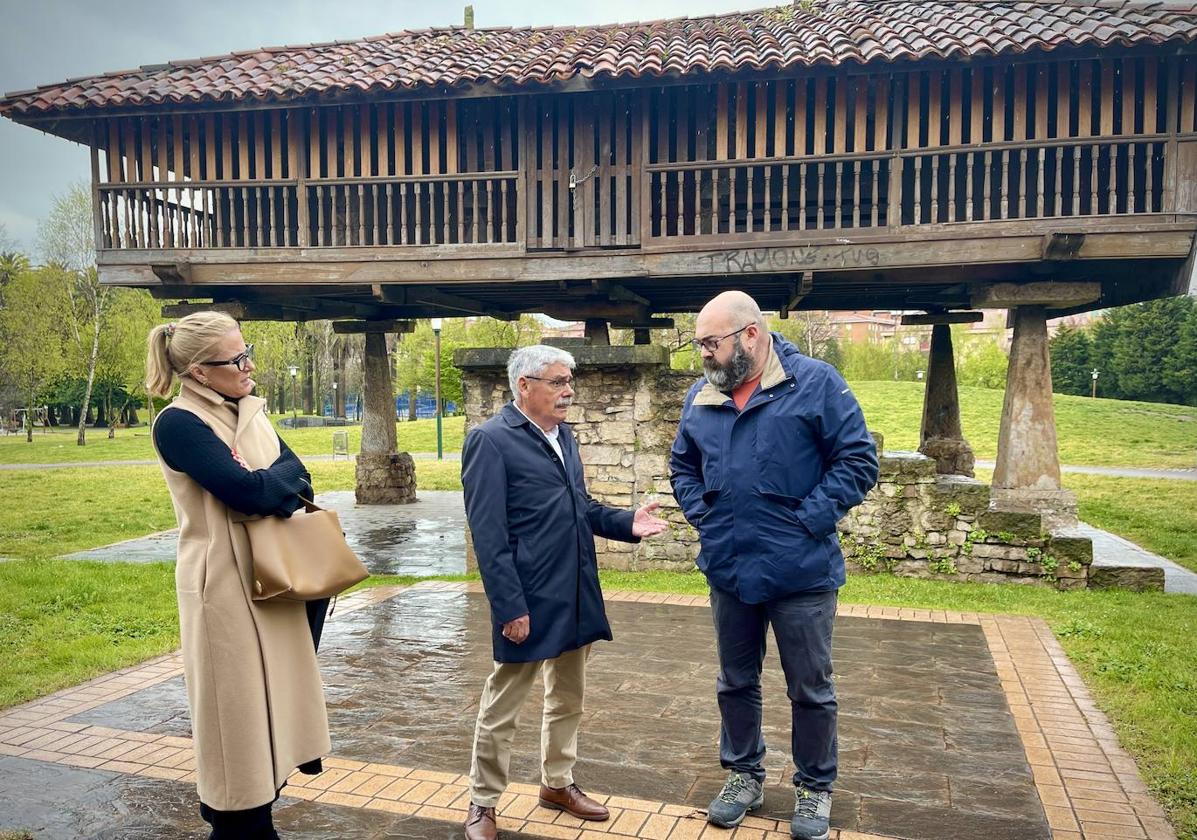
709 586 838 791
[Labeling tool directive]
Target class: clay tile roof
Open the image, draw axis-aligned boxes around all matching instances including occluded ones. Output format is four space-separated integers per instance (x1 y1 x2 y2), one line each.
4 0 1197 119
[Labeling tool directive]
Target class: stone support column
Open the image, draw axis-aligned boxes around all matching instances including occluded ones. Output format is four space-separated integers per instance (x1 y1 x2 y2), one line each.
919 324 975 476
355 331 416 504
991 305 1077 528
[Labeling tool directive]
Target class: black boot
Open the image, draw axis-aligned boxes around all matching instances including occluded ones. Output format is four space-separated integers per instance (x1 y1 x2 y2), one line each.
200 801 280 839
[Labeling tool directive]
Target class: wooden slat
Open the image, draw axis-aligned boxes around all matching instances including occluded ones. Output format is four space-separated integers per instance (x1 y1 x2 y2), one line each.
1122 58 1137 135
716 84 729 160
854 76 868 153
874 75 889 152
599 93 613 243
1012 64 1027 142
615 94 628 245
1056 62 1070 140
927 71 942 147
906 72 920 149
499 100 512 244
992 66 1007 142
947 68 962 146
832 76 848 153
774 80 789 158
1182 58 1197 133
970 68 984 144
556 98 568 246
1143 59 1158 134
814 76 828 153
633 90 645 245
754 82 767 159
446 101 458 175
1035 64 1049 140
735 82 748 160
144 119 159 246
90 122 107 249
1079 61 1094 138
188 116 201 245
107 120 122 183
794 77 808 155
1100 60 1115 136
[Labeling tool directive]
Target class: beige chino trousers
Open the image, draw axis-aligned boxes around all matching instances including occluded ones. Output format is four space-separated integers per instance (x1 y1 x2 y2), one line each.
468 645 590 807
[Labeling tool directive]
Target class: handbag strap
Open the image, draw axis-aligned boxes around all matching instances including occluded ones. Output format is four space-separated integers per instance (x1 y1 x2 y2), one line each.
299 497 323 513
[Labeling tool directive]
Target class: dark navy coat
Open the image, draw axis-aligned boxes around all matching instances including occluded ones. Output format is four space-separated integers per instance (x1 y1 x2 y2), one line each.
670 334 879 603
462 402 639 663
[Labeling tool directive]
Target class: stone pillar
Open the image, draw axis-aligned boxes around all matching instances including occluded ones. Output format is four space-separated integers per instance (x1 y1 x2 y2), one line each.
919 324 975 476
991 305 1077 528
355 331 416 504
584 319 610 346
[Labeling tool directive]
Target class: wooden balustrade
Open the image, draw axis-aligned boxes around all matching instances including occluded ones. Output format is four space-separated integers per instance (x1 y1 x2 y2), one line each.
98 172 518 250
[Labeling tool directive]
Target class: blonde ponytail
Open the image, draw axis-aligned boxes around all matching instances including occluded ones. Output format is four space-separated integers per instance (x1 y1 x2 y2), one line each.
144 311 240 398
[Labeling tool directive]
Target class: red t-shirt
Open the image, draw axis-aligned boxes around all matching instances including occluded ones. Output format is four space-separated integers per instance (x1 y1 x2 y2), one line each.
731 375 762 411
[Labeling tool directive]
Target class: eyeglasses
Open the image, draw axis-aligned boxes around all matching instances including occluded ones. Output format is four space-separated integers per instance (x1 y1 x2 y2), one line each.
201 344 255 372
525 375 575 390
690 325 751 353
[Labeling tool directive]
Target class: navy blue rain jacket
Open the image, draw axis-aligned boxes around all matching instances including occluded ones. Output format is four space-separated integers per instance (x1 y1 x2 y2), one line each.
462 403 639 663
670 334 879 602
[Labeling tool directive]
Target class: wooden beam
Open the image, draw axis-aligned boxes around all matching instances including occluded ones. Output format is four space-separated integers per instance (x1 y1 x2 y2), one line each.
1042 232 1086 261
971 281 1101 309
901 311 984 326
150 263 191 283
779 271 814 319
373 284 519 320
610 317 675 329
332 320 416 334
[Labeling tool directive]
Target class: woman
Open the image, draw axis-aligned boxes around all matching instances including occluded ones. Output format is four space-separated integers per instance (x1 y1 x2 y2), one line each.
146 311 330 839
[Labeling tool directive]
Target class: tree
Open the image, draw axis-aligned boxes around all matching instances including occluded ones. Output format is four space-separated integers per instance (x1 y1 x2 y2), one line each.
38 182 107 445
93 289 160 432
1049 325 1093 396
1163 299 1197 406
0 267 69 441
1109 298 1190 404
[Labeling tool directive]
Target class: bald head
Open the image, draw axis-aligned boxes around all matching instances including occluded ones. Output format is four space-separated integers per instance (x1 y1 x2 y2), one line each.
694 290 771 389
697 291 766 336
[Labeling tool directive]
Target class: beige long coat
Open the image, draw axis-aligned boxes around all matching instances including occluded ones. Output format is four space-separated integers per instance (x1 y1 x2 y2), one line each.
153 378 330 811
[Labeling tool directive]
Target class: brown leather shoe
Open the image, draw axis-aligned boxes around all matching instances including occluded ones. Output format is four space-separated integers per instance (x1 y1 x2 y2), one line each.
464 803 497 840
538 783 610 821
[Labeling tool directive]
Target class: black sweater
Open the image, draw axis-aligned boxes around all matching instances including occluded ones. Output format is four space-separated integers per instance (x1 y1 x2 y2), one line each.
153 408 312 518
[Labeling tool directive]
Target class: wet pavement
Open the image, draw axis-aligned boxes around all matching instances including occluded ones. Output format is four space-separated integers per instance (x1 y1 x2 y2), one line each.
52 589 1049 840
65 491 467 576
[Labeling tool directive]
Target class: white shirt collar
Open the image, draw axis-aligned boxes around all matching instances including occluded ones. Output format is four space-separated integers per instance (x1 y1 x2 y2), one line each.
514 401 560 441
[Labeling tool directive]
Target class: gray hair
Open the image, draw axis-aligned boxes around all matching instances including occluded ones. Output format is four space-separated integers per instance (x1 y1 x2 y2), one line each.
508 345 576 395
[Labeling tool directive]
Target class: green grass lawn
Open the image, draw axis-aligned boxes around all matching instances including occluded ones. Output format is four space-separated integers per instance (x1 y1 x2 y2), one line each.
3 383 1194 468
0 562 1193 838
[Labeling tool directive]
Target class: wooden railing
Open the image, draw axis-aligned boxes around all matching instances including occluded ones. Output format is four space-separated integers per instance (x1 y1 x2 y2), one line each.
98 172 520 250
98 138 1174 252
645 136 1171 240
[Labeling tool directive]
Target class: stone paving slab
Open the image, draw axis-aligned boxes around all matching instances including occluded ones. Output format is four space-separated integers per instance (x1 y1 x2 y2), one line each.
65 490 467 576
0 583 1179 840
1077 524 1197 595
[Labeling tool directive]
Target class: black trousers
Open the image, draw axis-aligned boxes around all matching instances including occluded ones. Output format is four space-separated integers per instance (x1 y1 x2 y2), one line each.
199 801 278 840
709 586 839 791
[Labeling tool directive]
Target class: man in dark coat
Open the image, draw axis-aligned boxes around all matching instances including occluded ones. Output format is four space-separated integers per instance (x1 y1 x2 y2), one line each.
670 291 879 840
462 344 667 840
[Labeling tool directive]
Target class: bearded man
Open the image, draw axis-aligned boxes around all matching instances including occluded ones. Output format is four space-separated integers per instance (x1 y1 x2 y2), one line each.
669 291 878 840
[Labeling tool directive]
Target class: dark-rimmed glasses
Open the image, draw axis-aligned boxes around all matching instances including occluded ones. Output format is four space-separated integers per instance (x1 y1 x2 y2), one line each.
690 324 751 353
201 344 255 372
525 375 575 390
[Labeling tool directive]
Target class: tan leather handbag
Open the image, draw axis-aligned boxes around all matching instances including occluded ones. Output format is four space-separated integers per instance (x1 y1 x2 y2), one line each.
244 499 369 601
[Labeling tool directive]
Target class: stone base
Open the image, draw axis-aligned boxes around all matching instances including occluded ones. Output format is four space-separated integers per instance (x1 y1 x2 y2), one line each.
989 488 1078 531
1089 566 1165 592
919 436 976 477
355 452 417 505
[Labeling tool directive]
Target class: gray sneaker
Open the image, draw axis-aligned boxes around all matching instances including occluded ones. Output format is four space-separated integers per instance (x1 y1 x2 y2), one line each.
791 783 831 840
706 771 765 828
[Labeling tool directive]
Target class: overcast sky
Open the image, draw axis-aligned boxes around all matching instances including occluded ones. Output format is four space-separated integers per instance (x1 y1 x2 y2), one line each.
0 0 749 256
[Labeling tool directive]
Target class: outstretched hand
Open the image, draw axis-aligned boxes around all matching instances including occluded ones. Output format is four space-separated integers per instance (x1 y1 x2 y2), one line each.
632 502 669 538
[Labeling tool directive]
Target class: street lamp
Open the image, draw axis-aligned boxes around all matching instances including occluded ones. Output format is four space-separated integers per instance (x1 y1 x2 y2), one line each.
332 381 338 418
288 364 299 426
916 369 924 381
431 318 443 461
1091 368 1099 399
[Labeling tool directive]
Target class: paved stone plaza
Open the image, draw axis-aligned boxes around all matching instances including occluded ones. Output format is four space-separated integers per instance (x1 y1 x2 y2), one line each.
0 583 1175 839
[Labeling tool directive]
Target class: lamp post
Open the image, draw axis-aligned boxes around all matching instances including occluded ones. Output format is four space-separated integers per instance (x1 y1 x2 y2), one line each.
431 318 443 461
288 364 298 426
1091 368 1099 399
332 381 338 418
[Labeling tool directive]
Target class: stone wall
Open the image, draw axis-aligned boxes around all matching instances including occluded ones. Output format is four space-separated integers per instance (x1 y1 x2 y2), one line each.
456 346 1094 589
841 445 1093 590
